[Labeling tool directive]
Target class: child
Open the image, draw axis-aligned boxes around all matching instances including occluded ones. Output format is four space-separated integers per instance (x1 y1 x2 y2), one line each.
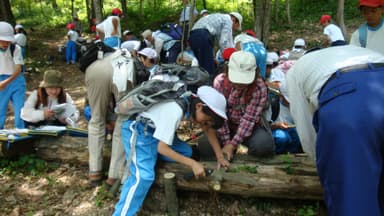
21 69 79 127
319 14 346 47
0 21 26 129
113 86 230 216
66 23 79 64
350 0 384 55
14 24 27 58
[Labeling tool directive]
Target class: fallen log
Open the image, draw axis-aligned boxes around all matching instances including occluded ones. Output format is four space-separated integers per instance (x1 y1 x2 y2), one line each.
11 135 322 200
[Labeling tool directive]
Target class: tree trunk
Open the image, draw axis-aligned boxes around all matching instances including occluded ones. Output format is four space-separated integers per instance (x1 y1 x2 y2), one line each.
253 0 272 45
85 0 92 31
92 0 103 23
286 0 292 26
336 0 347 39
51 0 59 11
121 0 127 21
273 0 279 23
202 0 207 9
0 0 15 24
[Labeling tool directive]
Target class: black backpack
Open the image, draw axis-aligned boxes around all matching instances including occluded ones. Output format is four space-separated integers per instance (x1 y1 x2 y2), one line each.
79 41 115 72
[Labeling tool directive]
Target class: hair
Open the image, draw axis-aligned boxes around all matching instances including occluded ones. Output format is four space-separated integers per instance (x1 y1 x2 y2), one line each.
36 87 67 108
138 54 156 64
190 96 225 129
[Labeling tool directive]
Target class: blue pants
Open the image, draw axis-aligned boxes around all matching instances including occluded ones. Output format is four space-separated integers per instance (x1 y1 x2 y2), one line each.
313 64 384 216
65 40 77 63
0 74 26 129
189 29 214 75
113 120 192 216
104 36 120 48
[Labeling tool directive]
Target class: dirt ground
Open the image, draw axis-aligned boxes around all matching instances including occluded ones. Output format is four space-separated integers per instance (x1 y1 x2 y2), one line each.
0 26 328 216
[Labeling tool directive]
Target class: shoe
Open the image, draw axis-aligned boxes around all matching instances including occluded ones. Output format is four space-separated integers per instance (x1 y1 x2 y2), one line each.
89 173 106 187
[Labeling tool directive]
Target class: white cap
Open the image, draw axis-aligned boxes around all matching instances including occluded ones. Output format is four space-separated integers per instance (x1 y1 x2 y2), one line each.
15 24 23 30
197 86 227 120
138 48 157 59
0 22 15 42
294 38 305 47
141 29 152 39
229 12 242 31
228 51 256 84
267 52 279 65
200 9 209 15
123 30 131 35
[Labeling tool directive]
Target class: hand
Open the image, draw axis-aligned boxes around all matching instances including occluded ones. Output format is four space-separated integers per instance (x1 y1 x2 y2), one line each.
44 109 55 119
191 161 205 179
0 80 8 90
216 157 230 170
222 144 236 161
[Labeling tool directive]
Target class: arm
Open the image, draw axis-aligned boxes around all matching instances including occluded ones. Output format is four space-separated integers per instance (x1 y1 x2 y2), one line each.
203 126 230 168
218 17 234 51
111 17 119 36
20 90 46 123
157 141 206 178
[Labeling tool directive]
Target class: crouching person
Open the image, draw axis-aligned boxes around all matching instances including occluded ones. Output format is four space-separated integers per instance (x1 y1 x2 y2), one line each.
113 86 230 216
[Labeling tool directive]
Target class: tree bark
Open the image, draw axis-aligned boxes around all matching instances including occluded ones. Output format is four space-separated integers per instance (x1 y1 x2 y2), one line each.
253 0 272 45
286 0 292 26
92 0 103 24
0 0 16 24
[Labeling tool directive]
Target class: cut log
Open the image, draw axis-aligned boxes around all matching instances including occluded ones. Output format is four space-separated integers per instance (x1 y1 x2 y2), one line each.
163 172 179 216
28 135 322 200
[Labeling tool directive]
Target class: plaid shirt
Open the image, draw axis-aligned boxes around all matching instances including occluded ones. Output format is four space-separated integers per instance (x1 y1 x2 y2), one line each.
192 13 234 51
213 73 268 146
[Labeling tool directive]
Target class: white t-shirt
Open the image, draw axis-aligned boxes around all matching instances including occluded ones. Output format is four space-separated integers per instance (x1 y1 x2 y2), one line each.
0 44 23 75
179 4 198 22
323 24 345 42
15 33 27 47
350 22 384 55
140 101 184 145
97 16 121 38
286 45 384 159
67 30 79 41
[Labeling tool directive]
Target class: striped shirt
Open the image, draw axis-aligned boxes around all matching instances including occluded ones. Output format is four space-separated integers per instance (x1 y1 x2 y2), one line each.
192 13 234 51
213 73 268 146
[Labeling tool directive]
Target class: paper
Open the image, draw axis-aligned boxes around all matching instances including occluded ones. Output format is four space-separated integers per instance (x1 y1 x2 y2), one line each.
51 103 77 119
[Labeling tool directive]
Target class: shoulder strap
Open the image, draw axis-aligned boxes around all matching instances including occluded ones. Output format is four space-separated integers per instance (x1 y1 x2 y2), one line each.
358 23 367 48
10 43 16 58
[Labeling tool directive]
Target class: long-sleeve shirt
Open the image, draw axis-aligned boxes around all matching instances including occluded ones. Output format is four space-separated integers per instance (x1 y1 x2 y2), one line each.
21 90 80 124
213 73 267 146
192 13 234 51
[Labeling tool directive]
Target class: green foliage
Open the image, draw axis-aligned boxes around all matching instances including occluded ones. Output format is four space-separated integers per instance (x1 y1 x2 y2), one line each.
0 154 58 176
94 184 114 208
297 203 319 216
229 165 258 174
280 154 294 174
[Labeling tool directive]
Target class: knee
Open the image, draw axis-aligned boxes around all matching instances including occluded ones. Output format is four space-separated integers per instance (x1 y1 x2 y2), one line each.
247 132 275 157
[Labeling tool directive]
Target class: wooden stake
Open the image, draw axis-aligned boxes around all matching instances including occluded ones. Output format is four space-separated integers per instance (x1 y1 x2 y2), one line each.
164 172 179 216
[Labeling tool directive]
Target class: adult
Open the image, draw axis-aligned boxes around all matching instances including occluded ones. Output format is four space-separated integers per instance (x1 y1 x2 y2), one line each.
211 51 275 160
0 21 26 129
286 45 384 215
96 8 123 48
189 12 242 76
287 38 306 60
319 14 346 46
350 0 384 55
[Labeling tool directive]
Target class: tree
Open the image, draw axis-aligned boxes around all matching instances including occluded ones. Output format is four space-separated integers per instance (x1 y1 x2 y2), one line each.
336 0 347 39
253 0 272 45
92 0 103 23
0 0 15 25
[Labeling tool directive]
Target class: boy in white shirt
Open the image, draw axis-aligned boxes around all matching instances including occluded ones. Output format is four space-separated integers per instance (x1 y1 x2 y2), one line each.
319 14 346 47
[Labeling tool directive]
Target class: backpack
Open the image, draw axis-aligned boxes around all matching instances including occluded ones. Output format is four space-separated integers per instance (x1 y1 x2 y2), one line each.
160 23 183 40
358 23 367 48
115 79 189 117
79 41 115 72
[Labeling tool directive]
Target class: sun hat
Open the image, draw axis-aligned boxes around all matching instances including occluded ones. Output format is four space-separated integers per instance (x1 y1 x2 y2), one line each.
294 38 306 47
197 86 227 120
320 15 332 24
15 24 24 30
141 29 152 39
267 52 279 65
123 30 132 35
0 22 15 42
138 48 157 59
200 9 209 16
358 0 384 7
40 70 63 88
222 47 237 61
229 12 243 31
228 51 257 84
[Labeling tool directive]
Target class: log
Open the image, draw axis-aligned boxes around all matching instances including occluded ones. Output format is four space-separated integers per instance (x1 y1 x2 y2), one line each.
163 172 179 216
27 135 322 200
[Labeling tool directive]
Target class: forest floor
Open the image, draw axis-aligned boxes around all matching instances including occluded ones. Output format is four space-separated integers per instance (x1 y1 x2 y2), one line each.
0 20 359 216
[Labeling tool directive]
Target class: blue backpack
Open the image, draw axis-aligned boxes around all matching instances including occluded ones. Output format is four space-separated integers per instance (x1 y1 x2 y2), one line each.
160 23 183 41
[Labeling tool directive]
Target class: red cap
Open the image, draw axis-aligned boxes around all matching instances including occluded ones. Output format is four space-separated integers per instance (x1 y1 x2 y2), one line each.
112 8 123 16
222 48 237 61
95 35 100 40
66 23 75 30
359 0 384 7
320 15 331 24
244 29 256 38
